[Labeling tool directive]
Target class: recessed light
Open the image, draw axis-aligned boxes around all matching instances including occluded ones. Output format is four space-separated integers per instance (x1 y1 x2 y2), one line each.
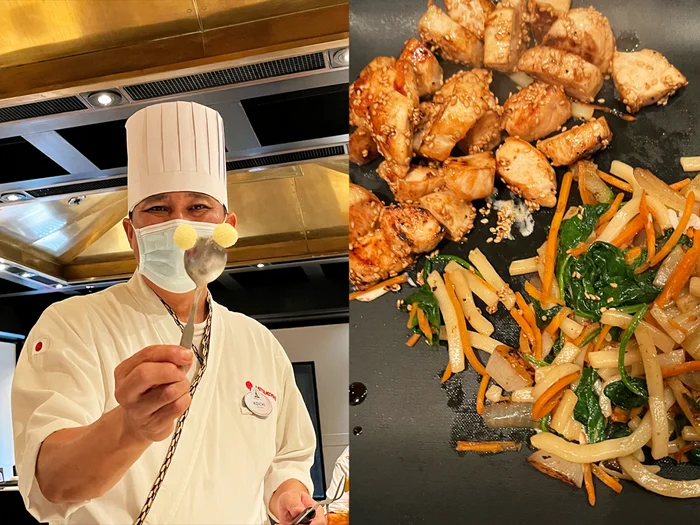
87 90 122 108
0 192 29 203
21 272 33 278
55 284 64 289
0 264 7 271
68 195 86 207
331 47 349 68
85 285 94 289
256 263 265 268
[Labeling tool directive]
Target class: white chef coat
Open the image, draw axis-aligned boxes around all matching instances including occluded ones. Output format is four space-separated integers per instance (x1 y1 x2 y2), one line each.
326 446 349 513
11 273 316 525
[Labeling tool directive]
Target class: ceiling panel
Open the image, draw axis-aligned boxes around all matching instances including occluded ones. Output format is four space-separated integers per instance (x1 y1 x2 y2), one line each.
241 84 348 146
197 0 345 29
56 119 128 170
0 136 68 184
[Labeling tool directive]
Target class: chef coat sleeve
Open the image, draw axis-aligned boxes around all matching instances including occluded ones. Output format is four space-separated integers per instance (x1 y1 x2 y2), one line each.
11 305 106 523
264 336 316 518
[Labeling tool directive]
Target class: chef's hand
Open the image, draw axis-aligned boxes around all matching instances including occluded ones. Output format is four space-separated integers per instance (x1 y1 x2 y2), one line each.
275 489 327 525
114 345 193 443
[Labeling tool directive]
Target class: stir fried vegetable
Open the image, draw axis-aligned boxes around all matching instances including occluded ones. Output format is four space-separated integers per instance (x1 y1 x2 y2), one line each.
574 368 606 444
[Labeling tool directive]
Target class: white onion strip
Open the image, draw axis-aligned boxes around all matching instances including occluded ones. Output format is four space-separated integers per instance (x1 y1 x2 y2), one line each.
530 414 652 463
428 271 465 373
598 163 642 243
636 326 669 459
619 455 700 498
601 310 675 352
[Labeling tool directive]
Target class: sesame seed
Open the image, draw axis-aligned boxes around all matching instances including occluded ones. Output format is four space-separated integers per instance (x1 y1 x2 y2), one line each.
607 297 614 303
610 282 618 288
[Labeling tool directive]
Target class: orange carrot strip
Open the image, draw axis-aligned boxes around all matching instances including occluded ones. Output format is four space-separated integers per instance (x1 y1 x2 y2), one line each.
596 193 625 228
445 273 487 375
583 464 596 506
511 307 536 347
574 323 600 347
520 330 532 355
455 441 521 453
476 374 490 415
654 237 700 308
647 192 697 268
531 372 581 419
407 302 418 329
639 193 656 266
593 325 612 352
661 361 700 378
524 281 565 306
405 333 421 347
591 464 623 494
670 179 691 191
625 246 643 265
543 171 574 298
441 362 452 384
545 307 572 336
416 307 433 344
579 173 597 205
568 242 589 257
349 274 408 300
516 292 543 360
598 171 632 192
611 215 645 248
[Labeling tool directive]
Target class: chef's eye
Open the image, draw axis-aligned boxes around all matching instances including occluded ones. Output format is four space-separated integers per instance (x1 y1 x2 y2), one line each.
146 206 168 212
190 204 211 211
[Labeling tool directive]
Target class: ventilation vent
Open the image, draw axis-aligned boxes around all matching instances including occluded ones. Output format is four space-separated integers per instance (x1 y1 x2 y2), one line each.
0 96 87 124
227 145 346 171
30 275 57 286
124 53 326 101
26 177 127 198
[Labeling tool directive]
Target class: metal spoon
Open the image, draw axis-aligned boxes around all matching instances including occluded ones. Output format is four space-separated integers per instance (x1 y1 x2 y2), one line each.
179 236 228 350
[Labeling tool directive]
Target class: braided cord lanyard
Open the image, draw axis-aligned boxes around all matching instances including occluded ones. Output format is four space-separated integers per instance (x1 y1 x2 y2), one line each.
133 295 213 525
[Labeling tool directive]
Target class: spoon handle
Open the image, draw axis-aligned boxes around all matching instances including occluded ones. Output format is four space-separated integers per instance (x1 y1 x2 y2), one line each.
179 286 203 350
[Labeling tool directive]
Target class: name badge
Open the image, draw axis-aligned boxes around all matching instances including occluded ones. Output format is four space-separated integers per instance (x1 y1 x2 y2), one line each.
244 388 273 418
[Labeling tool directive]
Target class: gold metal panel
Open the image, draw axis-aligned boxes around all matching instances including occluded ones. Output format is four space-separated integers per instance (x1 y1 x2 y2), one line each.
294 163 349 243
0 0 200 68
197 0 345 29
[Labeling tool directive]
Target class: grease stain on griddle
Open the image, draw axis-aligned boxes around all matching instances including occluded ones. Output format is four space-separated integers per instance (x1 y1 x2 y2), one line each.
617 30 641 52
350 382 368 406
353 426 364 436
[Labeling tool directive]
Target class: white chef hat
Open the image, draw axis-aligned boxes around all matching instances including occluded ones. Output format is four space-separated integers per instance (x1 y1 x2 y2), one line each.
126 101 228 212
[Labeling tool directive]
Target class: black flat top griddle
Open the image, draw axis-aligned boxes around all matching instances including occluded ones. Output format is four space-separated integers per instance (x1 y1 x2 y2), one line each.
349 1 700 523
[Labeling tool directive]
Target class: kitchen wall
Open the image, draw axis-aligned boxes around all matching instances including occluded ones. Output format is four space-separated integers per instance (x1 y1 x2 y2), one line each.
272 324 348 491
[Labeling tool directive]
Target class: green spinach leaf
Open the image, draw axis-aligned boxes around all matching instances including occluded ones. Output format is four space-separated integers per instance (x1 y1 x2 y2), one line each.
609 326 622 342
684 394 700 411
559 203 611 253
619 305 650 396
689 448 700 466
574 367 606 444
529 297 563 329
544 331 565 364
563 243 661 321
604 421 633 440
655 228 693 252
402 284 441 347
604 380 648 410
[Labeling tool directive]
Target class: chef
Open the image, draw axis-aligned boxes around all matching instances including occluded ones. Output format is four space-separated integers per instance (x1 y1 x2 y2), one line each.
11 101 324 525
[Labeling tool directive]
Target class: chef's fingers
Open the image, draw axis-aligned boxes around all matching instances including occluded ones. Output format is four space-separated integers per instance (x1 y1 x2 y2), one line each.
149 391 192 428
130 379 191 418
116 361 185 405
116 345 192 378
310 510 327 525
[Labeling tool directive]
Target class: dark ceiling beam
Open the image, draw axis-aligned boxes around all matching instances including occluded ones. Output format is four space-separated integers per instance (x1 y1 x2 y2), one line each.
302 264 325 282
216 274 244 291
22 131 99 174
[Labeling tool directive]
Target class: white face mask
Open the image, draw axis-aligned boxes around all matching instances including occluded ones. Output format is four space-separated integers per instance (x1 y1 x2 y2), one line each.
135 219 218 293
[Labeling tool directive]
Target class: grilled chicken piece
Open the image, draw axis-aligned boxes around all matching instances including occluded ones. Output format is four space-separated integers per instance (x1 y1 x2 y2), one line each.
496 137 557 207
349 56 396 128
443 152 496 201
349 184 383 244
483 0 528 72
536 116 612 166
418 70 494 161
350 230 415 288
517 46 604 102
528 0 563 43
379 204 444 257
445 0 495 40
365 61 420 175
419 189 477 241
349 128 379 165
391 165 446 203
502 81 572 142
612 49 688 114
412 102 439 154
457 108 503 154
398 38 444 98
419 2 484 66
543 7 615 73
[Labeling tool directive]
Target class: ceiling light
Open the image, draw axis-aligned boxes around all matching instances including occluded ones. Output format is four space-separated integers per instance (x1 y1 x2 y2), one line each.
0 264 7 271
55 284 64 289
21 272 33 278
0 192 29 203
256 263 266 268
68 195 86 207
331 47 349 68
85 285 94 289
87 90 123 108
